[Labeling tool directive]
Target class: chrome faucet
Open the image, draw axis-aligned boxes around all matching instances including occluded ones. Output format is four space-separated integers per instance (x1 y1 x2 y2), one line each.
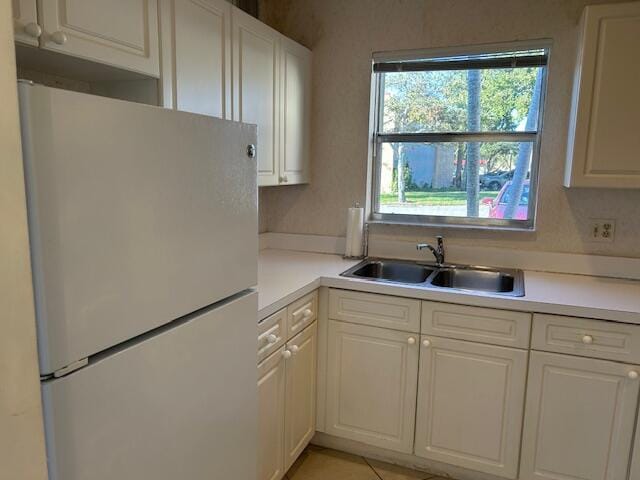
417 236 445 266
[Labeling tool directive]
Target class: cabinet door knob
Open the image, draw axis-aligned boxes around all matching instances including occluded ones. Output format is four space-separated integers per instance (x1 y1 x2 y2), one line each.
24 22 42 38
582 335 594 345
266 334 278 344
289 345 300 354
407 337 416 345
422 339 431 348
629 371 639 380
282 349 292 359
50 31 68 45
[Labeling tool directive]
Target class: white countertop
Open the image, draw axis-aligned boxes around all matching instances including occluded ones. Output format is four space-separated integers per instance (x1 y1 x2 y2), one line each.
258 249 640 323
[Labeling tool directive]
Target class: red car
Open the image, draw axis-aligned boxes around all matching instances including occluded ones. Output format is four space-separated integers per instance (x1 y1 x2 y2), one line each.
482 181 529 220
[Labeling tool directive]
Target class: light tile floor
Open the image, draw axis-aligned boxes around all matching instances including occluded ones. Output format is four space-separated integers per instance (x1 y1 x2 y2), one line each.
285 446 452 480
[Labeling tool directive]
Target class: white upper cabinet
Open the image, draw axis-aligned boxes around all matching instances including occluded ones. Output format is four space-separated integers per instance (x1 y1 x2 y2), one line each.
232 8 280 186
520 351 640 480
231 8 312 187
565 1 640 188
36 0 160 77
279 36 311 185
160 0 231 118
13 0 40 46
414 336 527 479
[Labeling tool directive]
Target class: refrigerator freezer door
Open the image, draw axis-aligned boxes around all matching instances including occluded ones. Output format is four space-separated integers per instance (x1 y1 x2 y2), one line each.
19 84 257 374
42 291 258 480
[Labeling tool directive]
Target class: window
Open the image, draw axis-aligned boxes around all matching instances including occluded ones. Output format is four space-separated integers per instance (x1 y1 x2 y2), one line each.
369 43 549 229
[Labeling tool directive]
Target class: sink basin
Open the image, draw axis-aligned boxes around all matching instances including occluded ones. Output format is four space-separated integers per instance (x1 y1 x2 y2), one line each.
348 260 434 284
341 258 524 296
430 267 523 295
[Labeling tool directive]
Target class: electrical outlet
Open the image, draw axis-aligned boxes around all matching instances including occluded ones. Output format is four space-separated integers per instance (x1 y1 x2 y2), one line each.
589 218 615 242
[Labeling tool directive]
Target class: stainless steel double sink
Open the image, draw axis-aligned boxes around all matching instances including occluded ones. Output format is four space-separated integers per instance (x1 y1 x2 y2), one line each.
341 258 524 296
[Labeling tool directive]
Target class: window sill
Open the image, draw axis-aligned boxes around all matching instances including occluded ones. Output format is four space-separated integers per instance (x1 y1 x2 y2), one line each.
367 216 536 232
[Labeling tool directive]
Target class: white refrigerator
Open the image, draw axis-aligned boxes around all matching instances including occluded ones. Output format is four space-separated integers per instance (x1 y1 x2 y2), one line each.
18 83 259 480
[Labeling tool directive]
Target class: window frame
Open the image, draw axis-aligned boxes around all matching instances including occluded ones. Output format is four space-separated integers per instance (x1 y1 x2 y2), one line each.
367 41 550 231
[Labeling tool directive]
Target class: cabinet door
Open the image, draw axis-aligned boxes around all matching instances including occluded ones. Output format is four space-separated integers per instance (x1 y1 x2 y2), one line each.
278 36 311 185
284 323 317 471
258 348 286 480
167 0 231 118
325 321 419 453
13 0 39 46
232 8 279 186
414 336 527 479
520 351 640 480
38 0 160 77
630 415 640 480
565 2 640 188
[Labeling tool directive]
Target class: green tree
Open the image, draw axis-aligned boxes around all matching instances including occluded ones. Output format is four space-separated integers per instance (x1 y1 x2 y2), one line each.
381 66 539 210
466 70 481 216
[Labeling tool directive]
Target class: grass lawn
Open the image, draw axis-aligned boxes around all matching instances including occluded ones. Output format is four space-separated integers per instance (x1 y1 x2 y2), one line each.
380 190 500 206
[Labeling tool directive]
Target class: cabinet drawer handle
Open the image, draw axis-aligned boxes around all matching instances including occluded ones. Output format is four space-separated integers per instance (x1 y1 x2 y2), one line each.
51 31 68 45
407 337 416 345
303 308 313 319
289 345 300 355
629 371 639 380
24 22 42 38
282 349 292 359
422 339 431 348
582 335 594 345
266 334 278 344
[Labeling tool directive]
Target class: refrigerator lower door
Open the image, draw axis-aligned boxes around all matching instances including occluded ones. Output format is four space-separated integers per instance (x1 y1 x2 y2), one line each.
19 83 258 375
41 291 257 480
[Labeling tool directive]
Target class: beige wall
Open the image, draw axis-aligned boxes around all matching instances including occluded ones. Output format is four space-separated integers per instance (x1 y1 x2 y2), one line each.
258 0 640 258
0 3 48 479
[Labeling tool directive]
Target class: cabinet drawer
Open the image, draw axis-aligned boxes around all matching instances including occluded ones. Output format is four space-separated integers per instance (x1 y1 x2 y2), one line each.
328 289 420 332
287 291 318 337
421 301 531 348
258 308 286 362
532 314 640 363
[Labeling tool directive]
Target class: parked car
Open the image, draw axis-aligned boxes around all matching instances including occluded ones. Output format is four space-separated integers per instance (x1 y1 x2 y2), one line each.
482 180 529 220
479 170 513 190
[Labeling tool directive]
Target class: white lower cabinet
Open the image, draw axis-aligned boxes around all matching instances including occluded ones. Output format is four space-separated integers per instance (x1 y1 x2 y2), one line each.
284 322 317 470
325 320 419 453
519 351 640 480
258 346 286 480
414 336 528 479
258 320 317 480
629 411 640 480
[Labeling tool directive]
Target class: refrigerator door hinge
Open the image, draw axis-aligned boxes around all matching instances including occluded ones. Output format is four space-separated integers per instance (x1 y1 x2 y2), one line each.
52 358 89 378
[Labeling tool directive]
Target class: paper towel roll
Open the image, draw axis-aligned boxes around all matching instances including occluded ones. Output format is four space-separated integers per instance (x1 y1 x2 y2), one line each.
345 206 364 257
